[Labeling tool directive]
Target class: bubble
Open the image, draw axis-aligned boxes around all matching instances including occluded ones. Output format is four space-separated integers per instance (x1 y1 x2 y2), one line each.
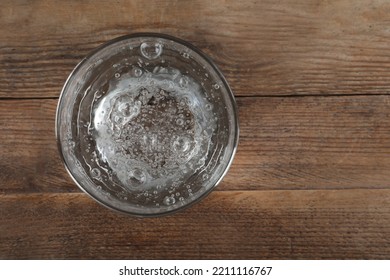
179 76 189 88
140 42 163 60
182 52 190 59
176 118 184 126
127 168 147 186
172 136 190 152
90 168 101 178
205 104 213 111
163 196 176 206
115 73 120 79
175 192 180 197
202 173 209 180
133 67 143 77
213 83 220 89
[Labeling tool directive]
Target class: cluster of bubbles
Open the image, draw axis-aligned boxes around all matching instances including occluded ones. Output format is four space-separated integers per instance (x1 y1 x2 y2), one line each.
79 41 219 208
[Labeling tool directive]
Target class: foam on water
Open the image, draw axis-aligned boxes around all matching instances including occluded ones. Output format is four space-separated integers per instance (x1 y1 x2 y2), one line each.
91 65 216 192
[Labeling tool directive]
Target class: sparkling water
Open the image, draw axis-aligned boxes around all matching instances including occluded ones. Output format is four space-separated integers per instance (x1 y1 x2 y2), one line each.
57 35 238 215
91 66 215 193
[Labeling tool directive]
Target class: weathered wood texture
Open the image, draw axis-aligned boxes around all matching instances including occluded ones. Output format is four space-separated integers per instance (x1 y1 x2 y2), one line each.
1 95 389 194
1 0 390 259
1 190 389 259
2 0 390 98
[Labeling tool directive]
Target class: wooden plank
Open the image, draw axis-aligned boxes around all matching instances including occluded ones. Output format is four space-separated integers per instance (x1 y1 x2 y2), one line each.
232 95 390 190
2 0 390 98
0 99 75 193
0 190 389 259
1 95 390 194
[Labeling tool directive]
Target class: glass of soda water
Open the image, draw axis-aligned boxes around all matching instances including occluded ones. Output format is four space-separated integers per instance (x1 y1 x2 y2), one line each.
56 33 239 216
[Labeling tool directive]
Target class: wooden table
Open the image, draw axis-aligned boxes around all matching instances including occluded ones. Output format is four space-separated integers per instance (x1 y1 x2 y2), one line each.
1 0 390 259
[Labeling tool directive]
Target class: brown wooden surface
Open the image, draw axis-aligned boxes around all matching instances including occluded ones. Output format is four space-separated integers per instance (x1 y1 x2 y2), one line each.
1 0 390 259
1 190 390 259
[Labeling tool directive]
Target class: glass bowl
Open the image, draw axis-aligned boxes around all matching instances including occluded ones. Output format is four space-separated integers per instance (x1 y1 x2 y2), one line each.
56 33 239 216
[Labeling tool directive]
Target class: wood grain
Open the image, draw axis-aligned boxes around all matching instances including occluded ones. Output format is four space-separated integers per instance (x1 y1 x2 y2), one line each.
1 95 390 194
0 99 73 194
2 0 390 98
1 190 389 259
1 0 390 260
